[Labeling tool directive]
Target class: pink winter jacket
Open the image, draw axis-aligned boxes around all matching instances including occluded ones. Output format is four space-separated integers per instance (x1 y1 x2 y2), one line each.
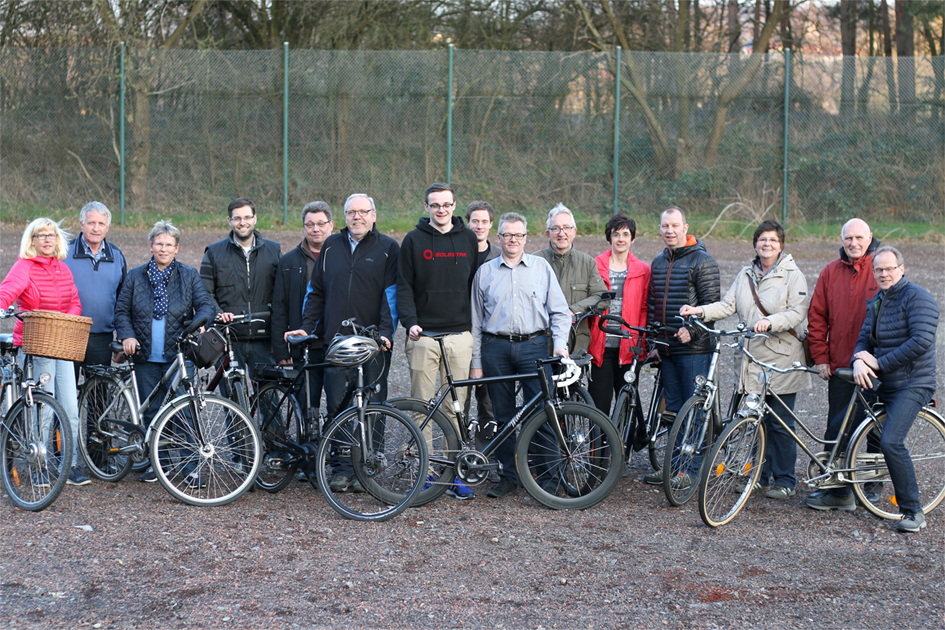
0 256 82 346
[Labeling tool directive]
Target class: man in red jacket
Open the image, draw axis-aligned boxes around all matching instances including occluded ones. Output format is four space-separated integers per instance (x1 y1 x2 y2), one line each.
806 218 880 506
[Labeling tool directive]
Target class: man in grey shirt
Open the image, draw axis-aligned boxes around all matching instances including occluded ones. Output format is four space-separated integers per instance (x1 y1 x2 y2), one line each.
470 212 570 498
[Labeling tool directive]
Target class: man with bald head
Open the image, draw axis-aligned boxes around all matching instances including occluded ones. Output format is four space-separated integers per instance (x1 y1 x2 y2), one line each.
806 218 880 506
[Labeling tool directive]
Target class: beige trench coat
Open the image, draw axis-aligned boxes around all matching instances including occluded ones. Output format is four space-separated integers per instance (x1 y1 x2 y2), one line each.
700 254 811 395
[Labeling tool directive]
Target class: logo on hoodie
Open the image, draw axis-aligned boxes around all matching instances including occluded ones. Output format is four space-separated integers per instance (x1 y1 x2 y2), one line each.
423 249 466 261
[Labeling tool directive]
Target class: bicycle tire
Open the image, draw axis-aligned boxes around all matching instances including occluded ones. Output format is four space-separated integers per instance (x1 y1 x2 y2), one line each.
78 375 136 482
387 397 460 506
647 397 671 472
848 408 945 520
1 393 73 511
150 394 262 507
557 385 593 406
610 387 633 458
251 382 302 493
698 415 766 528
663 395 713 507
515 402 622 510
315 405 427 522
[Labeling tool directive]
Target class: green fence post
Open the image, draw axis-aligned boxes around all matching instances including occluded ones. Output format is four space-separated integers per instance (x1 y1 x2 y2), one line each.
782 49 791 225
283 42 289 226
447 44 454 186
119 42 126 226
613 46 621 215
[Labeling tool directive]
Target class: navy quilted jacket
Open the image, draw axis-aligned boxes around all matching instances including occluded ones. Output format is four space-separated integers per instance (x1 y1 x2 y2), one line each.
854 278 938 393
115 261 217 360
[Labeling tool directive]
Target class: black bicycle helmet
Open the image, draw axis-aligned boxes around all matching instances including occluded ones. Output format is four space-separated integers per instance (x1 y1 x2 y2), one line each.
326 335 379 367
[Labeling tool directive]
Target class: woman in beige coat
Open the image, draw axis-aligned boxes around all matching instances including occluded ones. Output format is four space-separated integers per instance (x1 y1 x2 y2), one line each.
680 220 810 500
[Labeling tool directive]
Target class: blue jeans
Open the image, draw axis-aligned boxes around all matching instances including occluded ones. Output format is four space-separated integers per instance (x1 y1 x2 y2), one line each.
231 339 274 381
21 354 80 464
759 392 797 489
481 333 551 484
659 352 711 414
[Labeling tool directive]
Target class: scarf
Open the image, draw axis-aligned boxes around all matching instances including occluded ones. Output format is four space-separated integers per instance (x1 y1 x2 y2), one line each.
148 258 175 320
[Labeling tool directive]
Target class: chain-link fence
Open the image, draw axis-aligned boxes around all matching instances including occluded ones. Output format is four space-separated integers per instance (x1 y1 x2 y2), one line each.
1 46 942 227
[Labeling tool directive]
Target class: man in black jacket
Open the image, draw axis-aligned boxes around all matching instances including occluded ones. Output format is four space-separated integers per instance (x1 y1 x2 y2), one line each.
644 206 720 484
200 198 281 377
285 193 399 493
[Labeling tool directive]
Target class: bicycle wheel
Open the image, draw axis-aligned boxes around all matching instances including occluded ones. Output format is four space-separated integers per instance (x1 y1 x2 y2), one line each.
250 382 302 493
698 416 766 528
848 408 945 520
515 402 622 510
315 405 427 522
150 394 262 507
663 395 713 507
647 398 671 471
610 387 634 461
557 385 592 406
78 375 136 482
225 373 251 413
1 393 73 511
387 397 460 506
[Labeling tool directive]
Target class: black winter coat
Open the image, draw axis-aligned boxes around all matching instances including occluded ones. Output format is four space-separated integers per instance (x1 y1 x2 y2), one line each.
647 237 720 355
854 278 938 393
115 261 217 361
270 242 319 363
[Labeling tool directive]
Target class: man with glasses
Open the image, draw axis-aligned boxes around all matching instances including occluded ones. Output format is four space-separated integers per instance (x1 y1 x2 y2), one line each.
397 183 480 499
200 197 281 375
285 193 399 493
470 212 570 498
534 203 608 353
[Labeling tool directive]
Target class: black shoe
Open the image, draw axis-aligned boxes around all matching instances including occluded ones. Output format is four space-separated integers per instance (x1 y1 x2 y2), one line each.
67 468 92 486
139 467 158 483
805 492 855 511
486 478 518 498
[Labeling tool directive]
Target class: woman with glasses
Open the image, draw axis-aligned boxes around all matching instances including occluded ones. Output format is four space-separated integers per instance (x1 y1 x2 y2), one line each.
680 219 810 500
0 218 88 486
114 220 216 483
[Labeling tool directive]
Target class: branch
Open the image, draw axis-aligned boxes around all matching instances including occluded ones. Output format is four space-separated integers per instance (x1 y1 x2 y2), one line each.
66 150 108 201
161 0 211 50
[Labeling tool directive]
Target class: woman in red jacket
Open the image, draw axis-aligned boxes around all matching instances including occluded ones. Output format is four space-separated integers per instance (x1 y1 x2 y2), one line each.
588 214 651 414
0 218 89 487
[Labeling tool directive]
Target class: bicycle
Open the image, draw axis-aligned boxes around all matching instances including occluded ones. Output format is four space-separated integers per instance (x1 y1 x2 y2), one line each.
76 314 262 507
697 338 945 528
389 334 622 510
557 291 616 406
0 309 74 511
272 319 428 522
204 311 269 412
662 316 749 506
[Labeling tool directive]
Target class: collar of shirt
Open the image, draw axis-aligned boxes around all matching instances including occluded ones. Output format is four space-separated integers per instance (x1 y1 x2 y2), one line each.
82 236 106 263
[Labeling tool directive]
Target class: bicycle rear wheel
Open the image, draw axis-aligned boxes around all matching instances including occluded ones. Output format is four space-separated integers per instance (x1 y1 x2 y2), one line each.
647 396 671 471
848 408 945 520
150 394 262 507
251 382 301 493
516 402 622 510
387 397 460 506
78 375 136 482
1 393 73 511
698 416 766 528
315 405 427 522
663 395 711 506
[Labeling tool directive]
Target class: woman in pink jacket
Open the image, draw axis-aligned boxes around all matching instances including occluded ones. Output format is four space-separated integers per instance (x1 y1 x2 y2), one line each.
588 215 651 415
0 218 89 487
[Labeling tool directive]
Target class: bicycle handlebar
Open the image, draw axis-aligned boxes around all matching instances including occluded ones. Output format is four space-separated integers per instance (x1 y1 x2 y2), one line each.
678 315 755 339
213 310 271 325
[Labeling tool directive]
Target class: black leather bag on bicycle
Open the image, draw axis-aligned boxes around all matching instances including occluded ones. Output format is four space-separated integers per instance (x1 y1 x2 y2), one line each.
186 328 227 368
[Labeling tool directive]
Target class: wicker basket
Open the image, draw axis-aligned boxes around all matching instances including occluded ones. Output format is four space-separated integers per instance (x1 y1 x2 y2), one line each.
21 310 93 362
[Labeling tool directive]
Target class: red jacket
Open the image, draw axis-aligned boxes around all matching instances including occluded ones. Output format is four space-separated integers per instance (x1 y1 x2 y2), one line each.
589 250 650 367
0 256 82 346
807 244 880 373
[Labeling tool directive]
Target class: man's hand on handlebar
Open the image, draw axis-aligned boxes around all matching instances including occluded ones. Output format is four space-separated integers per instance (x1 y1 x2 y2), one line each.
218 312 235 324
380 336 391 351
675 327 692 344
122 338 139 356
553 346 568 359
815 363 831 381
284 329 307 341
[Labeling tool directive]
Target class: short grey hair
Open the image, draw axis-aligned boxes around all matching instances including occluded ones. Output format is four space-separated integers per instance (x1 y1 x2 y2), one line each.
498 212 527 232
80 201 112 225
148 220 181 245
872 245 903 267
343 193 376 215
546 203 575 230
302 201 332 223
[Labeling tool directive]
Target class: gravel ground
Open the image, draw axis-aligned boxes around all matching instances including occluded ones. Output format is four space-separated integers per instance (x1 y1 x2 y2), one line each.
0 227 943 629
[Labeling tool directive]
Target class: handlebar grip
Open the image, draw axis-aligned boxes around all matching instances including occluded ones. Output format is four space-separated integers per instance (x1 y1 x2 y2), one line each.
182 315 209 337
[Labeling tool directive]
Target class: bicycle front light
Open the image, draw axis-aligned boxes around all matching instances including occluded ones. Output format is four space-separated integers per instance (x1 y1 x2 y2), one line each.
38 372 51 385
624 371 634 384
744 393 762 411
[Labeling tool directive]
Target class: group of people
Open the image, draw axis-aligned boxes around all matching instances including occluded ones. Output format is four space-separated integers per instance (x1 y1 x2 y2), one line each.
0 190 937 533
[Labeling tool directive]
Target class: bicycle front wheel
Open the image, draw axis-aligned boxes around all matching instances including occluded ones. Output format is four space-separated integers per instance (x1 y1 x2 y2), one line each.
698 416 766 528
663 395 712 507
251 382 302 493
1 393 73 511
315 405 427 522
387 397 460 506
150 394 262 507
78 375 136 482
647 396 671 471
516 402 623 510
848 408 945 520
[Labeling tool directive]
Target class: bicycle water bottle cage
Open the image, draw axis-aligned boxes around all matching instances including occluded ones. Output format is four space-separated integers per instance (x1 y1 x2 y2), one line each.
326 335 378 367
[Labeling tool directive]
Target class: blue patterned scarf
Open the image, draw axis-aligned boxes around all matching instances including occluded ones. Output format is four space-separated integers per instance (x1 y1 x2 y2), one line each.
148 258 175 320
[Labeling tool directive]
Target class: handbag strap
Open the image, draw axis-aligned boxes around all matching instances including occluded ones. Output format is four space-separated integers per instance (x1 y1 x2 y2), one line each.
747 272 803 342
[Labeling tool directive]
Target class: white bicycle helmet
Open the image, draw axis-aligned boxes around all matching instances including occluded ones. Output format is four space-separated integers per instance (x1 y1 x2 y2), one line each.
326 335 379 367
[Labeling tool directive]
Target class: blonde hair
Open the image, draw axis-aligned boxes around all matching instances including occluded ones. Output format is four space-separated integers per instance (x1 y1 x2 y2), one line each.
19 218 71 260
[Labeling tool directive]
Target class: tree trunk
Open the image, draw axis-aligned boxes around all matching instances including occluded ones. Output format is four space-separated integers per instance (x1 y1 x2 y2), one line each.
674 1 692 159
880 0 897 114
894 0 914 124
129 85 151 209
752 0 762 51
727 0 741 52
840 0 858 116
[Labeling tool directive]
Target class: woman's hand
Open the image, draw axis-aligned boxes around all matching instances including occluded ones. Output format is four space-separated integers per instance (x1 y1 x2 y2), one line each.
679 305 702 317
122 338 139 356
753 318 771 333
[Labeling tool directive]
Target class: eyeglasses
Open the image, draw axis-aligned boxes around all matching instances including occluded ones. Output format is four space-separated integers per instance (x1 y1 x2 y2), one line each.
32 233 56 241
548 225 575 234
756 238 780 245
345 209 374 218
426 202 455 211
230 215 255 224
152 242 177 250
304 221 331 229
499 232 526 241
611 230 633 239
873 264 901 274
